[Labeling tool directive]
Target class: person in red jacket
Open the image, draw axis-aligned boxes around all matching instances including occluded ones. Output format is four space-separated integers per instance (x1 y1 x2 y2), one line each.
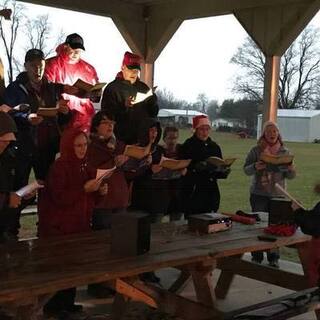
45 33 99 132
38 128 107 318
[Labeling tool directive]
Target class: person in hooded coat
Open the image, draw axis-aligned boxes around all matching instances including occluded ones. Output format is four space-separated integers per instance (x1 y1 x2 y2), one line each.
101 51 158 144
45 33 98 132
38 128 107 317
244 121 296 267
38 128 107 236
179 115 230 216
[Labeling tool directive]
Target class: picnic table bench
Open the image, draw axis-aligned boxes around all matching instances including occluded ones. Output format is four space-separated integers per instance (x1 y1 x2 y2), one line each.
0 218 314 319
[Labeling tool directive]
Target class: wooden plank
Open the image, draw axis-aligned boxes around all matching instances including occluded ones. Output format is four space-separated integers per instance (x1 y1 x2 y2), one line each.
217 257 308 291
190 264 216 308
224 287 320 320
118 278 223 320
0 223 311 304
168 268 191 294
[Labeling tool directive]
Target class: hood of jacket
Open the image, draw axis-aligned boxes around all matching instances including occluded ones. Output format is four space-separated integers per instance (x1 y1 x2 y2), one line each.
59 128 88 163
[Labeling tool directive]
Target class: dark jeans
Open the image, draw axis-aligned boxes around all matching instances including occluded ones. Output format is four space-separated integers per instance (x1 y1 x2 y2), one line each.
250 193 280 262
44 287 76 313
91 208 126 230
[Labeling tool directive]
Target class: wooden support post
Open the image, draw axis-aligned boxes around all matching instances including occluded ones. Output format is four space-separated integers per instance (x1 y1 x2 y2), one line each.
262 55 281 124
215 254 243 299
140 62 154 88
169 268 191 294
190 263 216 308
112 277 222 320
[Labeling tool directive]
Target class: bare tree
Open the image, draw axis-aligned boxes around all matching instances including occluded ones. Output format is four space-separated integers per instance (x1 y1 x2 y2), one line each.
231 26 320 109
196 92 209 113
25 14 65 58
0 0 25 83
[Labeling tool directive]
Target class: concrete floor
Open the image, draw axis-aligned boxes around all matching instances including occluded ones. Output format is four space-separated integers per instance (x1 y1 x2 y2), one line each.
70 255 317 320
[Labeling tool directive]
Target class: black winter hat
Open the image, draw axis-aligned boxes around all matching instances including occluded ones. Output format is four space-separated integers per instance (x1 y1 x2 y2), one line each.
0 111 17 137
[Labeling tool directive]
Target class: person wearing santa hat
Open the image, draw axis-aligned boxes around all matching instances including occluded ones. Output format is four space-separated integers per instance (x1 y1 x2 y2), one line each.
244 121 296 268
179 115 230 215
101 51 158 145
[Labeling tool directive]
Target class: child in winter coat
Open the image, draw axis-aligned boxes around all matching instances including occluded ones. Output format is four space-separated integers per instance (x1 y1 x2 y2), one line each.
179 115 230 216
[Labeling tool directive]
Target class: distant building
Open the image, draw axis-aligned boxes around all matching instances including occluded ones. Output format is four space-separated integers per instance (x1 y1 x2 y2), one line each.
158 109 206 126
257 109 320 142
212 118 244 128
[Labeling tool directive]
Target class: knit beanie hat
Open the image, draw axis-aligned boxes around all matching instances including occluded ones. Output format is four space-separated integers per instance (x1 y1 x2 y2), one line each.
0 111 17 137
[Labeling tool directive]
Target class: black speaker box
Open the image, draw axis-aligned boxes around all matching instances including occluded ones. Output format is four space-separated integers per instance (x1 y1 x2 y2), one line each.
268 197 294 225
111 212 151 257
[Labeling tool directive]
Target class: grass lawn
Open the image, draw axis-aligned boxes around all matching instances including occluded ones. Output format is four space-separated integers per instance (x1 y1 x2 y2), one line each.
21 129 320 261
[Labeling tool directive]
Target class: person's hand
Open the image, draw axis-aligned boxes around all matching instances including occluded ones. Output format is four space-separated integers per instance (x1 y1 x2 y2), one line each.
0 104 11 113
115 155 129 167
23 189 38 200
125 96 134 108
291 201 302 211
180 168 187 176
28 113 43 125
146 154 152 165
287 164 295 172
84 179 102 193
255 161 266 171
63 84 80 96
99 183 108 195
9 192 21 208
57 99 69 114
151 164 162 174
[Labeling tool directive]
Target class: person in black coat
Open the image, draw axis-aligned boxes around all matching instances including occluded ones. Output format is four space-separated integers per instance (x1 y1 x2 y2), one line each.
292 184 320 287
101 52 158 144
179 115 230 216
3 49 73 237
0 112 20 241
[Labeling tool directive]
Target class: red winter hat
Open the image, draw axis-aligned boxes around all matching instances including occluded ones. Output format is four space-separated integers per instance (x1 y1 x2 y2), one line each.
192 115 211 130
122 51 141 70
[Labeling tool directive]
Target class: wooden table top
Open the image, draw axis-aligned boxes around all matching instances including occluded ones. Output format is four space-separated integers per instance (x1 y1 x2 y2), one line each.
0 220 311 303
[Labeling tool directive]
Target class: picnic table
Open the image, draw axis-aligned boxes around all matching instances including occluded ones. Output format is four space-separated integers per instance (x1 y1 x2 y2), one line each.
0 217 313 320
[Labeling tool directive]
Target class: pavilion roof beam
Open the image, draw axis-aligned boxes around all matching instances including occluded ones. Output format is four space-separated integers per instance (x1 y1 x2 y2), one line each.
233 0 320 56
148 0 312 20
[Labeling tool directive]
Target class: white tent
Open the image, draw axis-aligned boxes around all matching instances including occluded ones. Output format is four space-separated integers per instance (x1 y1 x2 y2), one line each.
257 109 320 142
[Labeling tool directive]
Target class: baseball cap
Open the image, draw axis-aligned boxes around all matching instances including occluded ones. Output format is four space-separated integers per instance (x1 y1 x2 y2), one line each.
65 33 85 50
25 49 45 63
122 51 141 70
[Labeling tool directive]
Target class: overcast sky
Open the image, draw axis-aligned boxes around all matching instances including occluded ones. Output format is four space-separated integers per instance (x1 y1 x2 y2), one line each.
1 2 319 104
